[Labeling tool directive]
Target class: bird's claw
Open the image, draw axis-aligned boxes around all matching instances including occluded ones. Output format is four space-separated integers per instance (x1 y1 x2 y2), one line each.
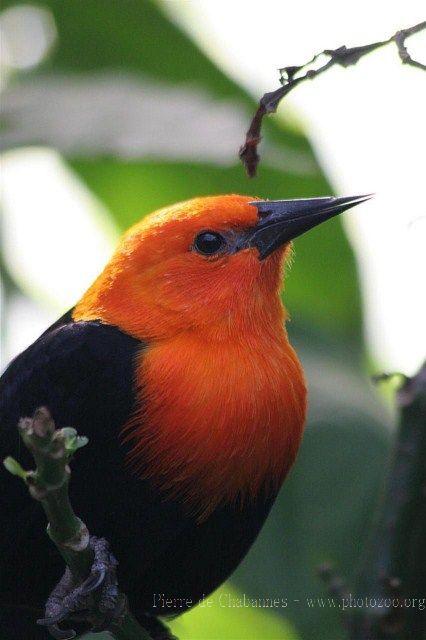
37 537 125 639
80 568 106 595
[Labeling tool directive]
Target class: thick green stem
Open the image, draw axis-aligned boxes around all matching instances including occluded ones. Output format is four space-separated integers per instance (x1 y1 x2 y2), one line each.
3 407 152 640
17 411 94 581
353 363 426 640
319 363 426 639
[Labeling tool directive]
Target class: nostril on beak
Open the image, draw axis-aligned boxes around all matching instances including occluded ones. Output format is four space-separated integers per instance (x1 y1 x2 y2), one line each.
257 208 272 219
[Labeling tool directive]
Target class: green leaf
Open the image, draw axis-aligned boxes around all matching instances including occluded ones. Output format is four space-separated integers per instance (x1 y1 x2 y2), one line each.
61 427 78 440
74 436 89 450
3 456 27 479
61 428 89 453
170 584 299 640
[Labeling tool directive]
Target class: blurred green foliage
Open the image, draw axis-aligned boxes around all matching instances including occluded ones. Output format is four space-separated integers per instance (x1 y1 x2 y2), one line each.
170 584 298 640
0 1 392 639
1 0 362 341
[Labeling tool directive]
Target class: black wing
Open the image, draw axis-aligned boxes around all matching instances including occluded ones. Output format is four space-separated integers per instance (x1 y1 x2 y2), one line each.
0 317 187 628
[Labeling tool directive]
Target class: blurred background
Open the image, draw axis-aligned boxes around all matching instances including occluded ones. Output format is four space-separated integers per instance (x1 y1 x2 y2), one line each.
0 2 425 639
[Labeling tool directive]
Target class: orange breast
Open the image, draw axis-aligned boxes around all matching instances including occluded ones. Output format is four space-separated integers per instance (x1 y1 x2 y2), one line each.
123 330 307 520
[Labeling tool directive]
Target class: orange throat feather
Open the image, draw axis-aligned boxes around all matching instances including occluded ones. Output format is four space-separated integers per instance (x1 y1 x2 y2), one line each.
123 328 307 520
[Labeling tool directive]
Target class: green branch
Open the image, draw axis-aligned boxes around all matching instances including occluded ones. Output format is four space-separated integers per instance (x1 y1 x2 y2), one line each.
319 362 426 639
3 407 152 640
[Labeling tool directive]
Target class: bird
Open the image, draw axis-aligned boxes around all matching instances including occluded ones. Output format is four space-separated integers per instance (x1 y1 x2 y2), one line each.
0 193 369 639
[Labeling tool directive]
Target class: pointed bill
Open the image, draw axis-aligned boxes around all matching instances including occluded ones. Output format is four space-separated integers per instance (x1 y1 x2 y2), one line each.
247 194 373 259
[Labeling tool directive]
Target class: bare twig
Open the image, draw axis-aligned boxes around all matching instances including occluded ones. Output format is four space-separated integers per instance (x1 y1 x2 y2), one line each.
240 21 426 176
3 407 152 640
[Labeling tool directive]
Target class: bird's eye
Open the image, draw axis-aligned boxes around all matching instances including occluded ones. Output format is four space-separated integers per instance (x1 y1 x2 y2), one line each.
193 231 225 256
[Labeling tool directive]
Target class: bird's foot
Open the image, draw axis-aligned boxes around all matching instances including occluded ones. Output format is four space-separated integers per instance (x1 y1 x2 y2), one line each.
37 536 126 640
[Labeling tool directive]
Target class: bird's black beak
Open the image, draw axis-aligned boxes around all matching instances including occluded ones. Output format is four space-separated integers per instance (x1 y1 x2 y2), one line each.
246 195 372 259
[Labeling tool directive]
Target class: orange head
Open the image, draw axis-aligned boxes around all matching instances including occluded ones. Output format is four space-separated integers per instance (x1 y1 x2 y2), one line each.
74 193 369 341
74 193 369 518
